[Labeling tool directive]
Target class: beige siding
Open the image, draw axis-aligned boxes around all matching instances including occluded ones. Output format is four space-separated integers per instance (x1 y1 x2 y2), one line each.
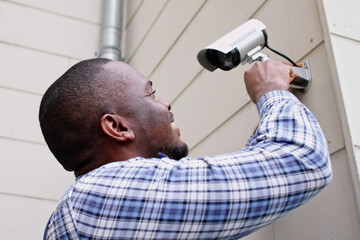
190 102 258 158
293 43 344 155
172 67 250 150
0 0 101 238
0 42 72 94
0 88 45 143
150 0 266 103
7 0 103 24
0 194 58 239
254 0 324 61
125 0 143 24
128 0 206 76
125 0 167 60
241 224 274 240
0 138 73 199
126 0 359 239
0 1 100 59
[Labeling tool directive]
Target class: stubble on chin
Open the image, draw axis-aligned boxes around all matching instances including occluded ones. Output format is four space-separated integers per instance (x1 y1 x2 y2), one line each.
140 127 189 160
162 143 189 160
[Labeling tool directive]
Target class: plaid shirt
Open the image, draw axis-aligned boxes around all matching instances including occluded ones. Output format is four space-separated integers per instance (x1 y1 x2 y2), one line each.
44 90 332 239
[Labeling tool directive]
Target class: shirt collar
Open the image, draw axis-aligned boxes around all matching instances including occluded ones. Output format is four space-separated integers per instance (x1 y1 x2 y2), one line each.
158 152 169 158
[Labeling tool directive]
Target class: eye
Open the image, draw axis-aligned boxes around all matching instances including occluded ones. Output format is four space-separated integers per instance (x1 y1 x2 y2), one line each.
149 89 156 99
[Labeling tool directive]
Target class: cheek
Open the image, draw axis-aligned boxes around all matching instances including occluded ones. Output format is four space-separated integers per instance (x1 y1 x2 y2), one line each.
156 114 171 131
144 109 169 131
141 101 171 136
153 112 173 138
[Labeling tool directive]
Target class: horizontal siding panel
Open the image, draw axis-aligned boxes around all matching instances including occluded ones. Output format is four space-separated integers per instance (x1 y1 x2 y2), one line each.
151 0 266 103
125 0 143 25
0 43 74 94
125 0 167 60
8 0 103 24
241 224 274 240
189 102 258 158
0 194 58 239
0 88 43 143
295 43 344 154
0 138 74 199
172 66 251 150
274 149 360 240
255 0 324 62
0 1 100 59
128 0 205 76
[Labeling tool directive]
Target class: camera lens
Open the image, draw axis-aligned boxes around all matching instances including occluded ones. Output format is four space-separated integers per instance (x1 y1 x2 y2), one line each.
206 49 240 71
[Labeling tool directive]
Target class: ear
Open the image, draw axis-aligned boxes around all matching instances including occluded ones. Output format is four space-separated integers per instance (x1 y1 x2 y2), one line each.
100 114 135 142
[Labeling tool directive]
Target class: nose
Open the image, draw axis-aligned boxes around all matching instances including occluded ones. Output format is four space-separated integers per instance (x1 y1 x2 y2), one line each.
158 98 171 111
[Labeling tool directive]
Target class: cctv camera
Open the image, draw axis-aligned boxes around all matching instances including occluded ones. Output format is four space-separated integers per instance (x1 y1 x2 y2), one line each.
197 19 267 71
197 19 312 93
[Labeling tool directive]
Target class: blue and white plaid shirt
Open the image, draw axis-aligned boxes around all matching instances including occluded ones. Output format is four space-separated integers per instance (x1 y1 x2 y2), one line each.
44 90 332 239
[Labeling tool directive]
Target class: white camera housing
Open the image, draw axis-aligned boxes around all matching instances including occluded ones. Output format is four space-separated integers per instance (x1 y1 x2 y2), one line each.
197 19 267 71
197 19 312 93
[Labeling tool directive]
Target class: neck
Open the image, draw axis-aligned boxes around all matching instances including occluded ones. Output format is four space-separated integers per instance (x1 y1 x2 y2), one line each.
73 146 144 177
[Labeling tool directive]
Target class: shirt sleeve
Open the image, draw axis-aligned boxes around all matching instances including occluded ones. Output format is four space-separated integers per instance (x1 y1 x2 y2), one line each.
189 90 332 238
52 90 332 240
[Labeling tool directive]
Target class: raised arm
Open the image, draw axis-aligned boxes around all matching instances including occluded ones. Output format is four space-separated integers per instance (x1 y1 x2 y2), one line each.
195 59 333 238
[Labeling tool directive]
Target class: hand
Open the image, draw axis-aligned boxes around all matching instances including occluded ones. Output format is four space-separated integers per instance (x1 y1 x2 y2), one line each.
244 59 298 103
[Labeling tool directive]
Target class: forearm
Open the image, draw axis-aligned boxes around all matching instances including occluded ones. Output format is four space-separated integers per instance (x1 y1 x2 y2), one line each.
200 90 333 238
247 90 332 178
240 90 332 225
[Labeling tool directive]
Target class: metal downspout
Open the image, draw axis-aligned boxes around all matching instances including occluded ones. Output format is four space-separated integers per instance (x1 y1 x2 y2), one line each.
99 0 123 60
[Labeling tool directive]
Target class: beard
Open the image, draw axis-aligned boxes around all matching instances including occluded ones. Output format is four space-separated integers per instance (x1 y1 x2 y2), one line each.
158 142 189 160
139 127 189 160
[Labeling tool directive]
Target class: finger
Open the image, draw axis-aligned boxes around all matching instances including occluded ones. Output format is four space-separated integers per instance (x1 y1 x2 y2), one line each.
289 69 299 80
281 61 302 68
281 61 293 66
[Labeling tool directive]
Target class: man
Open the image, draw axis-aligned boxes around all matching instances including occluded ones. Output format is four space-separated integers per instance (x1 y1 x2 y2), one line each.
40 58 332 239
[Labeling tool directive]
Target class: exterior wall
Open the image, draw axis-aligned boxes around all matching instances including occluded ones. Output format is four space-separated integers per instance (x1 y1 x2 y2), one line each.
125 0 360 239
0 0 102 238
318 0 360 216
1 0 358 239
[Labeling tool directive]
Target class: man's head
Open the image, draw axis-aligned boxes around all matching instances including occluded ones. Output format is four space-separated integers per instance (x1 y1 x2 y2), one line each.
39 58 188 176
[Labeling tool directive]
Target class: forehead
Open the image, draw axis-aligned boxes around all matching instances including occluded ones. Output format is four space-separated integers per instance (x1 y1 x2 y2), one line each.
105 61 150 88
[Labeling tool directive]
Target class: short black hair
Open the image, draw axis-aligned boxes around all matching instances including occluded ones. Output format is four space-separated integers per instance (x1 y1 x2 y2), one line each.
39 58 125 171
